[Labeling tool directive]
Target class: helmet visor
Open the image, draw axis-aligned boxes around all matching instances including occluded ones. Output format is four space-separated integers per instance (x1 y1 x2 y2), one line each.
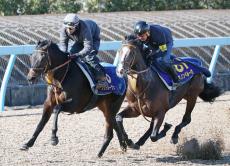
64 22 78 28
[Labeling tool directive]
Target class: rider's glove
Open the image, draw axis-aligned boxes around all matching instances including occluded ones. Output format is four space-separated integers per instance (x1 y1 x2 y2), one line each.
69 53 80 60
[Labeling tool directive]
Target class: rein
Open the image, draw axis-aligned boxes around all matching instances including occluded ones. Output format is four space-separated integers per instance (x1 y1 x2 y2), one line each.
128 74 152 123
32 49 71 104
121 43 151 76
45 59 71 105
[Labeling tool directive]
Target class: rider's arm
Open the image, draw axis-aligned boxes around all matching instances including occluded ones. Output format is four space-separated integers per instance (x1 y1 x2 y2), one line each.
59 27 69 53
76 28 93 57
152 27 169 58
93 25 100 54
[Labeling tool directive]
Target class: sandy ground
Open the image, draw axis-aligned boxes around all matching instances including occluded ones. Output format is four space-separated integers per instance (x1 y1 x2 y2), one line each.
0 93 230 166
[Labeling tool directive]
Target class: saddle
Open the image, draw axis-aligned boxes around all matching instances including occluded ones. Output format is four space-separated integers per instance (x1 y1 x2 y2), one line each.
152 56 211 90
76 59 126 96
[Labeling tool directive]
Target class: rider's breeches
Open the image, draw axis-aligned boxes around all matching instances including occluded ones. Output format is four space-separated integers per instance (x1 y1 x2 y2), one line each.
70 44 105 79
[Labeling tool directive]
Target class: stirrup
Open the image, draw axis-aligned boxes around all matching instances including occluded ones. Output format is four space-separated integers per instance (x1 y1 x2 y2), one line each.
172 81 182 88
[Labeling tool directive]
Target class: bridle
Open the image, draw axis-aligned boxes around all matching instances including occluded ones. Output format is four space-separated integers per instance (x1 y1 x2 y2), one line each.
31 49 71 75
121 43 152 122
31 48 71 104
121 44 150 76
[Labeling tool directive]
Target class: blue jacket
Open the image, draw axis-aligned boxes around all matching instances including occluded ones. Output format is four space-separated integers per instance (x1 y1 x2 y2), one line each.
59 20 100 57
144 24 173 58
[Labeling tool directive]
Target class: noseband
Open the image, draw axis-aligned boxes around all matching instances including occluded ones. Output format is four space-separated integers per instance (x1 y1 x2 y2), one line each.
31 49 51 73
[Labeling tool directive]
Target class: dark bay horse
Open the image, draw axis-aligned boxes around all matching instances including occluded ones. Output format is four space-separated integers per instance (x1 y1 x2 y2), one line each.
115 39 222 149
20 40 127 157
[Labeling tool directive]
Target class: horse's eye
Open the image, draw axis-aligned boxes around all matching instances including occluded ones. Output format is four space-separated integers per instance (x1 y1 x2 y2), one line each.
41 53 46 57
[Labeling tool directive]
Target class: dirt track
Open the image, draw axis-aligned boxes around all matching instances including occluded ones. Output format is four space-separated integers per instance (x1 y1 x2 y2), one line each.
0 93 230 166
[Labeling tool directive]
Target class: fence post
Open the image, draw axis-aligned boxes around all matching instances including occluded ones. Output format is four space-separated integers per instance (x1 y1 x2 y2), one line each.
0 54 17 112
207 45 221 83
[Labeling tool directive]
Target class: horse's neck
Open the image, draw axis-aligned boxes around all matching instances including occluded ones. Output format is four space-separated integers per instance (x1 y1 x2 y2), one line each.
128 55 162 96
128 57 151 94
51 50 69 81
136 55 152 83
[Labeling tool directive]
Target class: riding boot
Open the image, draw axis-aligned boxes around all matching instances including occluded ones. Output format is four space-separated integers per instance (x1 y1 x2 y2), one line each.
166 63 179 83
94 64 109 90
84 52 108 90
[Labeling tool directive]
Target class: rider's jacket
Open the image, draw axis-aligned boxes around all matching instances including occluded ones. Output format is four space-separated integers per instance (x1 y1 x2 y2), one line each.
59 19 100 56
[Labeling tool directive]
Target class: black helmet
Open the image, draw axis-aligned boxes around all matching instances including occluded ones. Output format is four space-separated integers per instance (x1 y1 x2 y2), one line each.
134 21 150 36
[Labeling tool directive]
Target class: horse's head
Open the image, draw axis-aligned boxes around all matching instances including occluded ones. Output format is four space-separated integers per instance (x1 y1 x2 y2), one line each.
27 40 53 82
116 39 146 77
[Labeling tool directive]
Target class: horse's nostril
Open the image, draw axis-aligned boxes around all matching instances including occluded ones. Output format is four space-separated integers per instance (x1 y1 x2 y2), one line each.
116 68 124 77
120 68 124 74
27 69 37 81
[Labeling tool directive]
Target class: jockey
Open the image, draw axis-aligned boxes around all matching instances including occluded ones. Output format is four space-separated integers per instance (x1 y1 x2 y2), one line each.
133 21 179 83
59 13 108 90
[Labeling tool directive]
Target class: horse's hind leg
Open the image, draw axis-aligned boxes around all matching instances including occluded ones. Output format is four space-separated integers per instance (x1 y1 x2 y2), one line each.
51 106 61 146
171 97 197 144
20 101 54 150
97 111 114 158
136 121 172 146
116 106 140 149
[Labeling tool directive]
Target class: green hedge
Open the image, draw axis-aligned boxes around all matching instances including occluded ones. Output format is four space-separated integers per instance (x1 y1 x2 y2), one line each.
0 0 229 16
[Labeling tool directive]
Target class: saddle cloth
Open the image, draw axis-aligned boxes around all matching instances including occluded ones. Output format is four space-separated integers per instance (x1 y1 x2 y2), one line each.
76 60 126 95
153 56 211 90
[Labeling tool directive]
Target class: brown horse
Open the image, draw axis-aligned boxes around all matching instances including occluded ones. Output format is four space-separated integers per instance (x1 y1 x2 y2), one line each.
115 39 222 149
20 40 127 157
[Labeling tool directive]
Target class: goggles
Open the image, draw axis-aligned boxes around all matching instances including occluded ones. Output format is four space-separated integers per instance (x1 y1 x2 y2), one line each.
64 22 77 27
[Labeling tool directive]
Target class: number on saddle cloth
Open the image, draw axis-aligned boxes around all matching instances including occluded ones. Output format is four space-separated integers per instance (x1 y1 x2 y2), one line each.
152 56 211 90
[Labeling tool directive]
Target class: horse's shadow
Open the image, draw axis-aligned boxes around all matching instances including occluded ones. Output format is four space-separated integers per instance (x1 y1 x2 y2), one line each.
155 153 230 165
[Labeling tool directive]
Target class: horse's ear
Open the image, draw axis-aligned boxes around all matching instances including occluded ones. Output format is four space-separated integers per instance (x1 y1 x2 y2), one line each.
37 40 41 45
124 34 137 41
48 39 52 46
35 40 41 49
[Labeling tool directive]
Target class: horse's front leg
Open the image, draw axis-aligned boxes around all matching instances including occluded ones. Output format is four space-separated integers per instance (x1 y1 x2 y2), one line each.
150 110 166 142
136 122 153 146
50 106 61 146
116 106 140 149
20 101 54 150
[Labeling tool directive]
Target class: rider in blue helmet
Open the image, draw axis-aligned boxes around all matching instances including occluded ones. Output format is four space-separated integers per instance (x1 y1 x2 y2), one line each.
59 13 108 90
133 21 179 83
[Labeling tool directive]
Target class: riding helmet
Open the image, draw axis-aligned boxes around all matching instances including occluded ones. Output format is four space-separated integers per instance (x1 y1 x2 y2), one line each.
63 13 80 28
134 21 150 36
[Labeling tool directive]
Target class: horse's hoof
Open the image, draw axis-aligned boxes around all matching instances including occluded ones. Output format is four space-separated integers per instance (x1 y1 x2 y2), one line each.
171 137 178 144
97 152 103 158
20 144 29 151
164 123 173 131
125 139 139 150
120 145 127 152
130 143 140 150
120 142 127 152
51 137 59 146
150 136 158 142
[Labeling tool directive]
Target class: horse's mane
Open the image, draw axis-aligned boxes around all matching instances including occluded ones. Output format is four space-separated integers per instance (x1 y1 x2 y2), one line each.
36 40 65 54
123 35 144 54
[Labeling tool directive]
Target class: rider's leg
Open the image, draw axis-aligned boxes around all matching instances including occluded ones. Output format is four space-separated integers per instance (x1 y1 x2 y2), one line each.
162 43 179 83
85 51 108 89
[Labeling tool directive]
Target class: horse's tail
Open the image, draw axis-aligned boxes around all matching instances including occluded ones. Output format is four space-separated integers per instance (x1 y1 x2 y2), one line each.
199 79 222 102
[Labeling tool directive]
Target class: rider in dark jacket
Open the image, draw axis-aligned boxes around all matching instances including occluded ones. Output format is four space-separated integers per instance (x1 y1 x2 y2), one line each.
132 21 179 83
59 13 107 89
